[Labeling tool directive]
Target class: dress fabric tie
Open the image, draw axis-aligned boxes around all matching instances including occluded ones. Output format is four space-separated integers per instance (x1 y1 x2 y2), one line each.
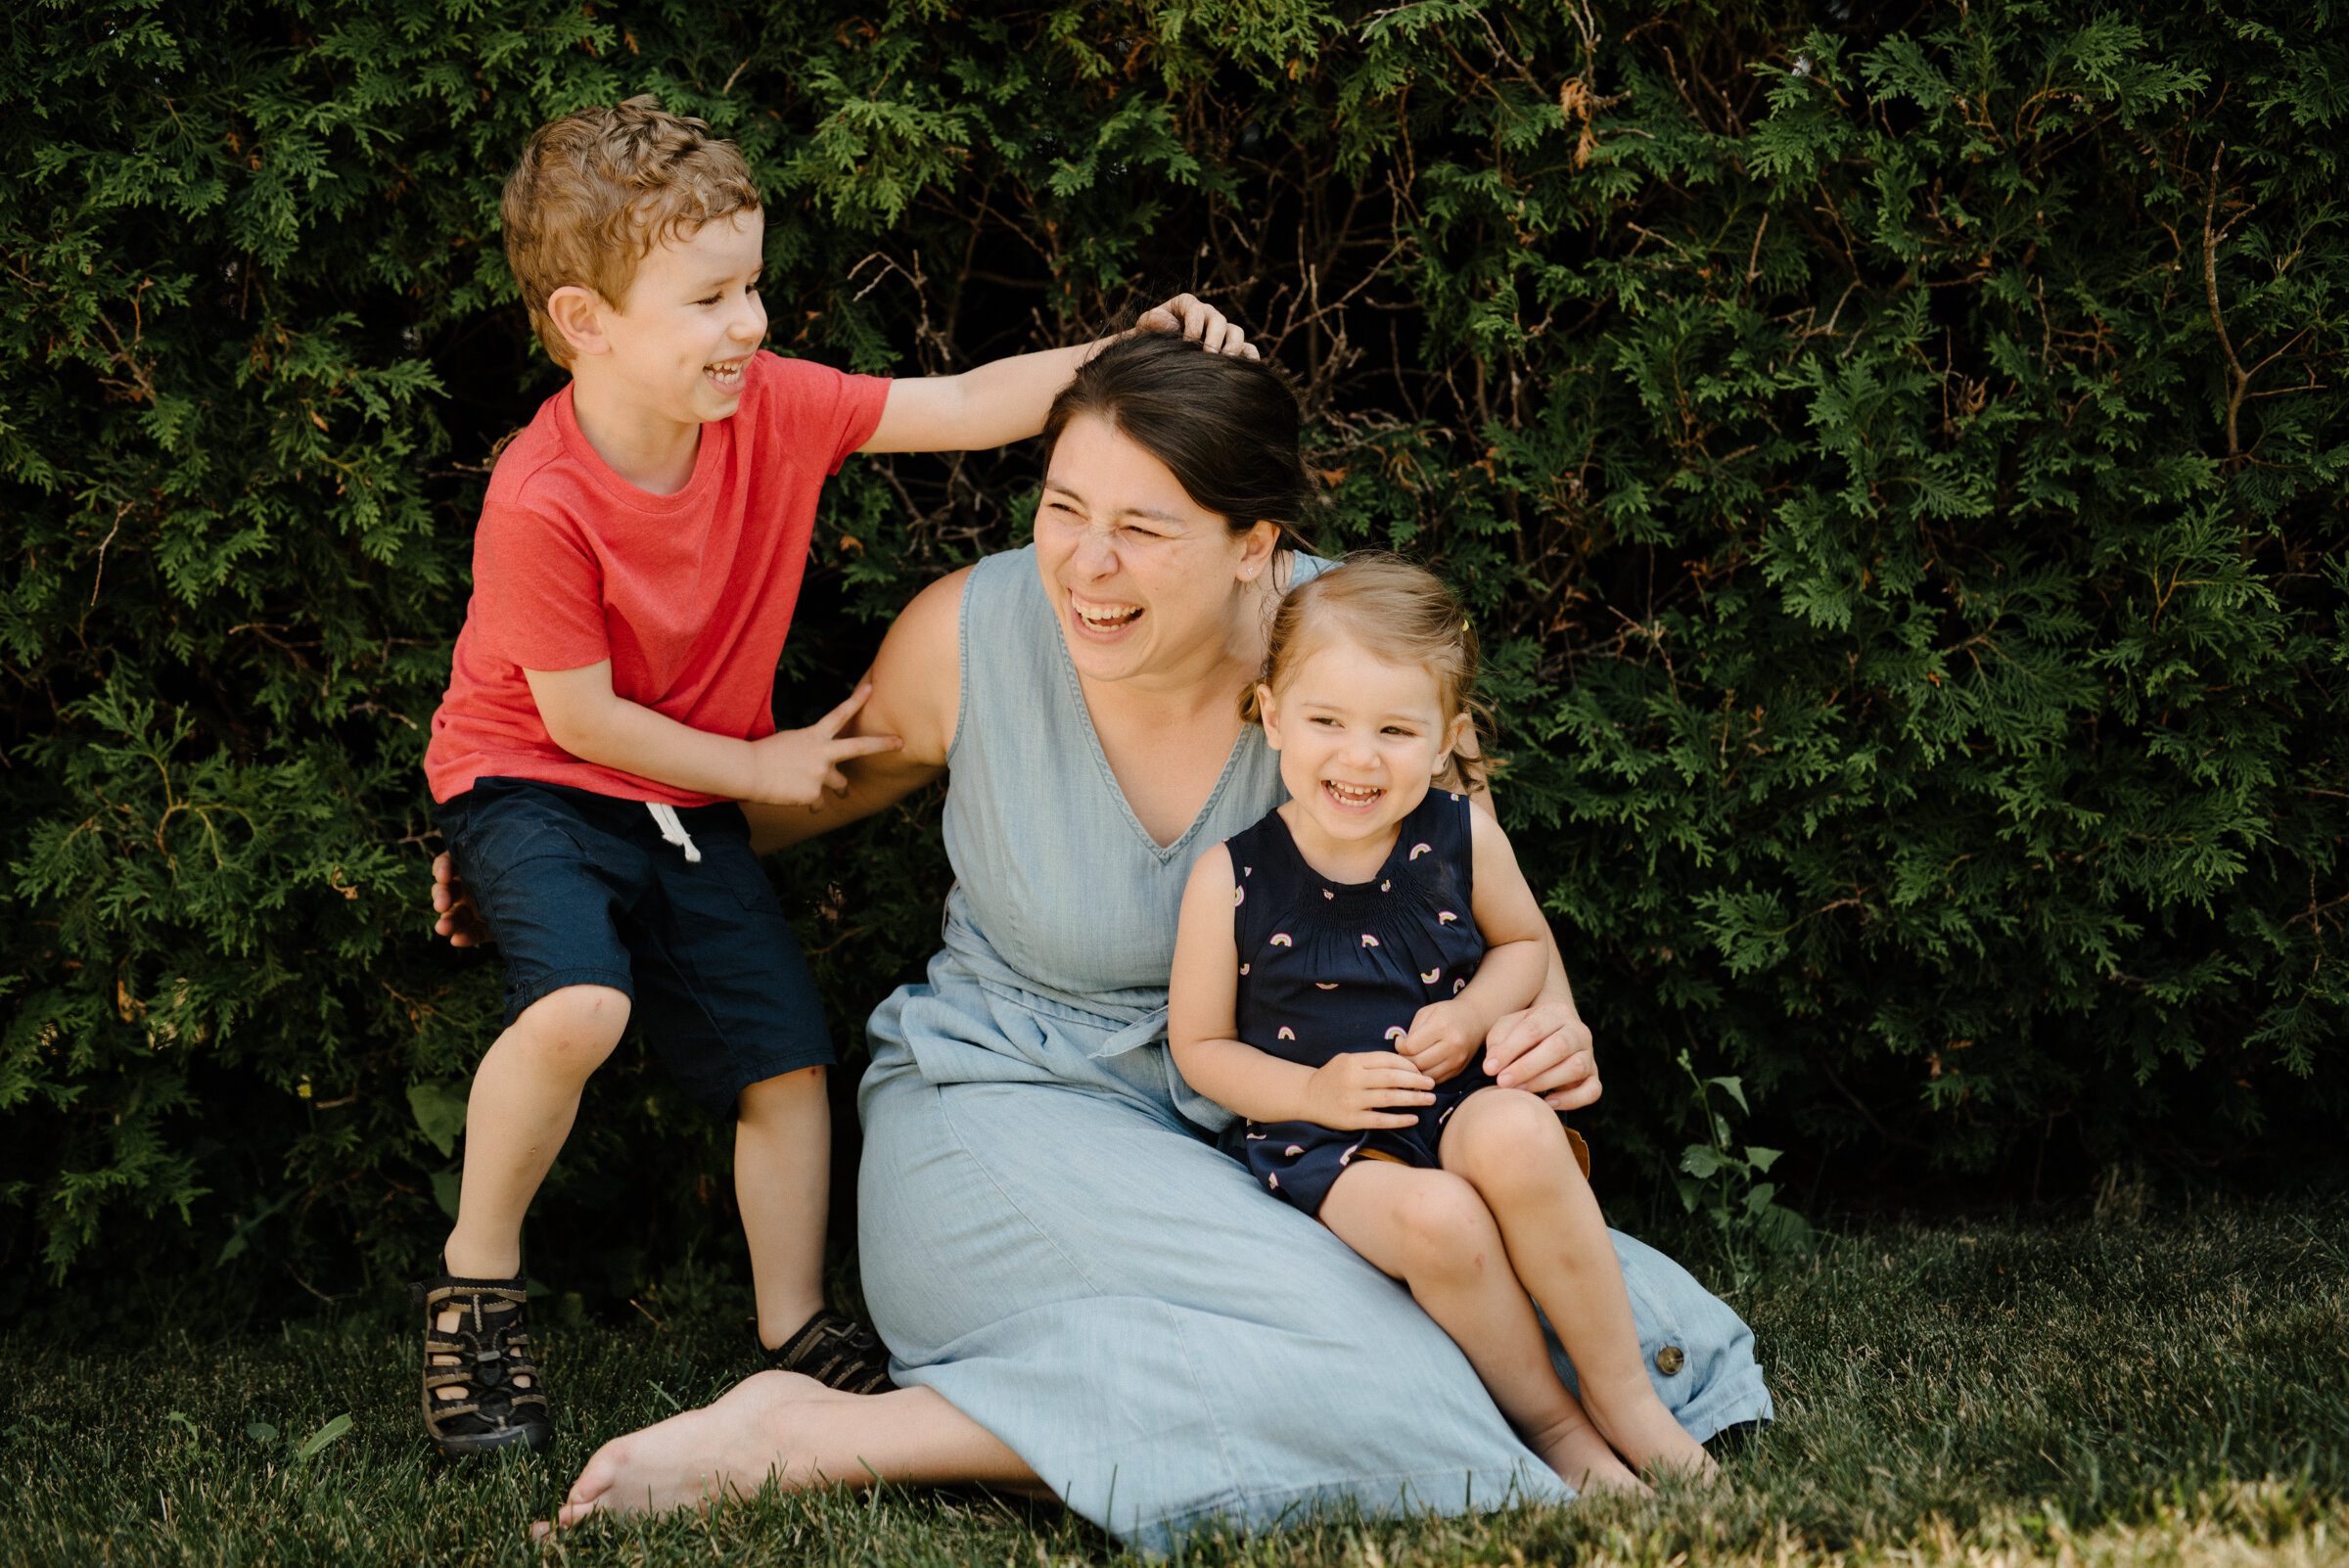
645 802 703 863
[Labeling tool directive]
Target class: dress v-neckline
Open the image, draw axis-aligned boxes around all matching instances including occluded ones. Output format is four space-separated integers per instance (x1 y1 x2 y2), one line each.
1051 626 1252 862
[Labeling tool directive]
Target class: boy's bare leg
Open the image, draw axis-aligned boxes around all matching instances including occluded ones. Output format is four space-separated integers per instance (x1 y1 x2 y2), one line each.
438 984 630 1396
537 1373 1043 1535
736 1068 830 1346
1318 1162 1645 1496
1441 1089 1718 1480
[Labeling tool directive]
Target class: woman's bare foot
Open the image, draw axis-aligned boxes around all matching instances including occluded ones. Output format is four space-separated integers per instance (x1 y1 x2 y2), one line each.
533 1370 852 1536
533 1368 1044 1536
1528 1411 1649 1498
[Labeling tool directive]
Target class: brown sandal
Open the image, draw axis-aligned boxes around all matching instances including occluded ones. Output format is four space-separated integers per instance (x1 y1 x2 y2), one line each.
762 1309 894 1395
411 1271 552 1453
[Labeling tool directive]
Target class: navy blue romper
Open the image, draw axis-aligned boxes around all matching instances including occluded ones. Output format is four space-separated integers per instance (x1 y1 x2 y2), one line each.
1226 788 1500 1218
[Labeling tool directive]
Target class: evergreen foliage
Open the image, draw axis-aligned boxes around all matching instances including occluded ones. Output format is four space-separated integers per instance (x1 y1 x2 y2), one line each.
3 0 2342 1321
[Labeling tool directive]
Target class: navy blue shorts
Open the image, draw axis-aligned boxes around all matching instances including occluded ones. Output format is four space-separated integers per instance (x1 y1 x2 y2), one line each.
1231 1063 1500 1219
434 776 832 1115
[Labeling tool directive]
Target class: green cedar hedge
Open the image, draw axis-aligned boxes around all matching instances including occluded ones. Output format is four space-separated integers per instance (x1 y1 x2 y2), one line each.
3 0 2342 1324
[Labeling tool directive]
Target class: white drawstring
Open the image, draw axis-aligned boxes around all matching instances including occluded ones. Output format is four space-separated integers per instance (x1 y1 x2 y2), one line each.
645 802 702 863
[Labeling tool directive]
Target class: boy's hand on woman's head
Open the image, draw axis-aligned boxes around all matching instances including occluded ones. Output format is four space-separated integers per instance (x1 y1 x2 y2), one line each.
744 682 903 808
1130 294 1260 361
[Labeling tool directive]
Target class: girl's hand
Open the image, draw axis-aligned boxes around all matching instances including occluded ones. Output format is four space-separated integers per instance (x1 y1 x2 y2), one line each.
1485 1000 1601 1110
1302 1052 1435 1130
1399 1000 1482 1084
745 683 904 807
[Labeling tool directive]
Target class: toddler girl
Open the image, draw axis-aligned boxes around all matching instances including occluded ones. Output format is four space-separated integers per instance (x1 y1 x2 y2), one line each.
1169 554 1717 1494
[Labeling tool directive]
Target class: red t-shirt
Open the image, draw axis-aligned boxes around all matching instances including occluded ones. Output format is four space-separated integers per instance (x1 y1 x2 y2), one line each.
425 351 891 807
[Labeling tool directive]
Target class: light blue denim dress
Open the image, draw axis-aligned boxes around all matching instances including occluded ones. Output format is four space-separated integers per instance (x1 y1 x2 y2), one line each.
856 547 1772 1549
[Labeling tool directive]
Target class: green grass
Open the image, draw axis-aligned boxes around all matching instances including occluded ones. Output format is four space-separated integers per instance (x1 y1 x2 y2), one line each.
5 1205 2344 1567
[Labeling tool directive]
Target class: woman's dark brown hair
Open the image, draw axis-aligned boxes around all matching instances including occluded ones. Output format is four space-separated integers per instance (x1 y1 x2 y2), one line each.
1040 331 1317 551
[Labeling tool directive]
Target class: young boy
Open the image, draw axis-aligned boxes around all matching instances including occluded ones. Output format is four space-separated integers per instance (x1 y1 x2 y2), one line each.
416 95 1252 1454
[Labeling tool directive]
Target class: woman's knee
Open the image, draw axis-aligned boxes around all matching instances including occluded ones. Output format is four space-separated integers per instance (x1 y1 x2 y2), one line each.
506 985 630 1078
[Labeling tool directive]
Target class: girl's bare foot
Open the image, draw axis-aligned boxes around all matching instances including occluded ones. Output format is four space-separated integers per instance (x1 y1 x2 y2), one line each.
1528 1411 1649 1498
1589 1395 1720 1483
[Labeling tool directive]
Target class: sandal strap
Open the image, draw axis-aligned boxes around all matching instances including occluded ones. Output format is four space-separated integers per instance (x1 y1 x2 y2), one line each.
414 1268 552 1448
767 1310 894 1395
425 1324 536 1353
412 1273 530 1309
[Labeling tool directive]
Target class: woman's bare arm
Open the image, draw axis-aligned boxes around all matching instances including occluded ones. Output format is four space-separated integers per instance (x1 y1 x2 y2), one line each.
743 567 969 853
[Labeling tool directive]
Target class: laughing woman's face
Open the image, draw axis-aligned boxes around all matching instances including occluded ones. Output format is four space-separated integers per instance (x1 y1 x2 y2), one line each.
1033 412 1278 688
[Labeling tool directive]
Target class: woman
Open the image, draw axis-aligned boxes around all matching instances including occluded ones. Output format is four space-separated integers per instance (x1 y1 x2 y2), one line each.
455 331 1771 1545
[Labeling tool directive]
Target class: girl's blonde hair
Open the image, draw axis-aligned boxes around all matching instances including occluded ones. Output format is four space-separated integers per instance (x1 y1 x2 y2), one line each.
1243 552 1494 791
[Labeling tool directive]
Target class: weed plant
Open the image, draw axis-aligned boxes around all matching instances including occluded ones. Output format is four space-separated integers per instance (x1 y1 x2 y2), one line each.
4 1205 2340 1567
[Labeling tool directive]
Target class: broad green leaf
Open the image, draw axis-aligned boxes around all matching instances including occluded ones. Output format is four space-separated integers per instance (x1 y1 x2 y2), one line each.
296 1414 353 1460
407 1081 471 1159
1756 1204 1817 1256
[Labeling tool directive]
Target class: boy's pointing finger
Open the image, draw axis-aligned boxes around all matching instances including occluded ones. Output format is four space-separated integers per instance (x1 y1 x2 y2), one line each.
827 733 904 761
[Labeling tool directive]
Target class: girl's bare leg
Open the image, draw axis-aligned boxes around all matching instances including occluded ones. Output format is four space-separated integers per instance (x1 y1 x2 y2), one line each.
1318 1162 1645 1496
1440 1089 1718 1480
537 1373 1044 1535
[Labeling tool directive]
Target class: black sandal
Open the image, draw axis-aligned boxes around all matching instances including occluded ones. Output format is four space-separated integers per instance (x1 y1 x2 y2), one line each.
412 1271 552 1454
762 1310 895 1395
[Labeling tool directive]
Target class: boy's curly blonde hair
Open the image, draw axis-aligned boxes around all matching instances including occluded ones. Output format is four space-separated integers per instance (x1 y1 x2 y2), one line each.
1243 552 1496 792
501 95 762 366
